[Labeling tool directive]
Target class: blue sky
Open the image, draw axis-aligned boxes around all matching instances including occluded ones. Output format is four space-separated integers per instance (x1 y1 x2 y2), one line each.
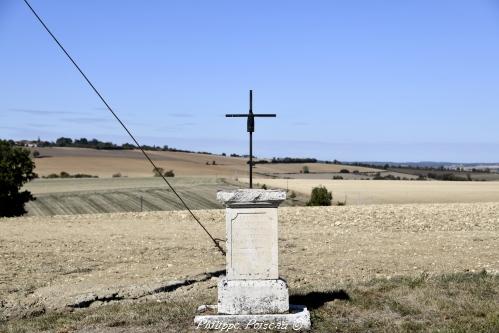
1 0 499 162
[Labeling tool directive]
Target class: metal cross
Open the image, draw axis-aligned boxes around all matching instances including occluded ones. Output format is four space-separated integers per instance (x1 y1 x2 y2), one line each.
226 90 276 189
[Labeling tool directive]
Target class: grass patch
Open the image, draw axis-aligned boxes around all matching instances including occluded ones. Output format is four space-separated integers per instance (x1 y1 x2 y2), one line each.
308 271 499 332
1 271 498 332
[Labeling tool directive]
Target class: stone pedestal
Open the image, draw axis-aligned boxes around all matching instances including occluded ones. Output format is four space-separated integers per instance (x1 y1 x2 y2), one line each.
194 189 311 330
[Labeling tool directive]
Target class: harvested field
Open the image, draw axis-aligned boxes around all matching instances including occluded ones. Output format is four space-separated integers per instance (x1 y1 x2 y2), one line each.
24 177 234 216
28 147 381 178
23 177 305 216
1 202 498 331
249 178 499 205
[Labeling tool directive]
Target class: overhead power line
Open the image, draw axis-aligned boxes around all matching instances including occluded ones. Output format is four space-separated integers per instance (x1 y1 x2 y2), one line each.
23 0 225 256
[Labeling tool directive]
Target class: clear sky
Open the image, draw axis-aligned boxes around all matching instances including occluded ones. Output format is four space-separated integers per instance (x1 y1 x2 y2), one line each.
1 0 499 162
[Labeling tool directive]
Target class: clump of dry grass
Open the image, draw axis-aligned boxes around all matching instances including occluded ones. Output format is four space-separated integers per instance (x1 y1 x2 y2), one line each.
306 270 499 332
1 271 497 333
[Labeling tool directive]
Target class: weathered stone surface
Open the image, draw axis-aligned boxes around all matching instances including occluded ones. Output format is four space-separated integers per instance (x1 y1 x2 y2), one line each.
193 189 309 327
226 207 278 279
194 304 311 331
218 278 289 315
217 189 286 207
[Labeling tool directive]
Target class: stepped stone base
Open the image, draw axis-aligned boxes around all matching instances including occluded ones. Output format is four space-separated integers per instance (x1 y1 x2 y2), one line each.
194 304 311 331
218 278 289 315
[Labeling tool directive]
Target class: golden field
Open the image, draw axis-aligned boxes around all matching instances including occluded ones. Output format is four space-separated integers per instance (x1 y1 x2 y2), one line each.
248 178 499 205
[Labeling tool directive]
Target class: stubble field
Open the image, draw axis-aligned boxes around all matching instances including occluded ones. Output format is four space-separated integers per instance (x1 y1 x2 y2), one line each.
249 178 499 205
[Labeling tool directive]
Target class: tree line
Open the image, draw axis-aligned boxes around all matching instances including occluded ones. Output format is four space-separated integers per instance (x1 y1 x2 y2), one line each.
35 137 214 155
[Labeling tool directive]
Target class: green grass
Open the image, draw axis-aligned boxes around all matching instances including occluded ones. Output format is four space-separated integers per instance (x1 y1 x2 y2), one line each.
1 271 498 332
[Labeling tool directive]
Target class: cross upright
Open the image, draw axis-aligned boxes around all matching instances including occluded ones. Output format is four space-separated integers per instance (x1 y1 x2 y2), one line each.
226 90 276 189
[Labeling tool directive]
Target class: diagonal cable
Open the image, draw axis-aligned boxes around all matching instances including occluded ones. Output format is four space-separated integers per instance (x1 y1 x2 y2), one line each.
23 0 225 256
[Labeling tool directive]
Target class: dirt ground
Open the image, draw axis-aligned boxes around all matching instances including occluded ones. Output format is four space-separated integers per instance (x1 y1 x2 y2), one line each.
1 203 498 321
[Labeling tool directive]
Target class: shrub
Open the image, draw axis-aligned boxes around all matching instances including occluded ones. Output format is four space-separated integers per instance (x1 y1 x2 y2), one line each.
73 173 97 178
153 167 165 177
340 169 350 173
212 161 216 165
0 140 36 217
306 186 332 206
261 184 267 190
112 173 122 178
60 171 70 178
302 166 310 174
333 175 343 180
33 150 40 158
289 191 296 199
44 173 59 179
164 170 175 177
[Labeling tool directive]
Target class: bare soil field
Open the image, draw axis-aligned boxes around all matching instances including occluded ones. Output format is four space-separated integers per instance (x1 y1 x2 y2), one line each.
1 203 498 331
28 147 380 178
249 178 499 205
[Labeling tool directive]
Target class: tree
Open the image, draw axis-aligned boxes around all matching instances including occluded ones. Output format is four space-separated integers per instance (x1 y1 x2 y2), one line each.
0 140 36 217
55 137 73 146
306 186 332 206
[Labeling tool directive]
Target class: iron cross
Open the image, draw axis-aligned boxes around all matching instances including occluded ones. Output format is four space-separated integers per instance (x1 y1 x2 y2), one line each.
226 90 276 189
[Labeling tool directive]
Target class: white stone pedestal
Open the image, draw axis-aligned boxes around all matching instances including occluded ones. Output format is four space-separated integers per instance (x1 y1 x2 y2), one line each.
194 189 311 330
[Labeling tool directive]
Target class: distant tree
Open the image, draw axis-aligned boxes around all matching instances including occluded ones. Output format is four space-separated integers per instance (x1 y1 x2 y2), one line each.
55 137 73 147
0 140 36 217
153 167 165 177
74 138 88 146
306 186 332 206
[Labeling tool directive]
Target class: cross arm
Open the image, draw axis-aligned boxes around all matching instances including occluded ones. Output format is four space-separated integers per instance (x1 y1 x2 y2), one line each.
225 114 276 117
225 114 249 117
253 114 276 117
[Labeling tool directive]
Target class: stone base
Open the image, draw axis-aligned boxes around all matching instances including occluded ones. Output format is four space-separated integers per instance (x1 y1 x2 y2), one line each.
194 304 311 331
218 278 289 315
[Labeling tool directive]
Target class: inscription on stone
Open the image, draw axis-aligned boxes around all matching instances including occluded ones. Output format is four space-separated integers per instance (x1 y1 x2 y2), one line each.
226 207 278 280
